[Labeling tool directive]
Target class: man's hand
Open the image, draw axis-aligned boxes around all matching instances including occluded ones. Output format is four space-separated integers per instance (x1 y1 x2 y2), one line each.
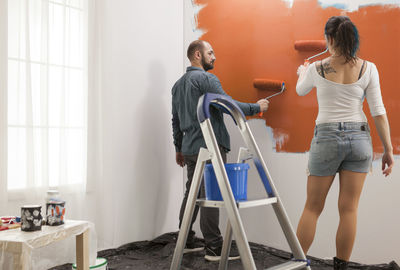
176 152 185 167
257 99 269 112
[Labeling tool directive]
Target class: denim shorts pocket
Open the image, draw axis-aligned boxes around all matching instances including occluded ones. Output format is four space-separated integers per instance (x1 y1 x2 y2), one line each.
350 137 372 161
309 138 338 162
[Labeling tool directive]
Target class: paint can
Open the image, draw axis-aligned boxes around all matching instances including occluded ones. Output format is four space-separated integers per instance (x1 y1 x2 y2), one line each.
72 257 108 270
46 201 66 226
21 205 42 232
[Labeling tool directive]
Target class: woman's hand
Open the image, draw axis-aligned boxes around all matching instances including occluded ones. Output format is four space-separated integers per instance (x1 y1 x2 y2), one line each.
373 114 394 177
297 62 310 76
381 150 394 177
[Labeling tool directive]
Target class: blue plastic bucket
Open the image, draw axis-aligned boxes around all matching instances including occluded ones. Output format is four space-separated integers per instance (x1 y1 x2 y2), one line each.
204 163 249 201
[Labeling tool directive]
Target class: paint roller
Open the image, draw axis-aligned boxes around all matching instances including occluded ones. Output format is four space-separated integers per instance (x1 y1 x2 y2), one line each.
294 40 328 63
253 79 286 116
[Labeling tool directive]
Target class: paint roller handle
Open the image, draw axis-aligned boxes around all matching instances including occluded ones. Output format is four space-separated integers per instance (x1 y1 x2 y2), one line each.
304 47 329 64
258 82 285 116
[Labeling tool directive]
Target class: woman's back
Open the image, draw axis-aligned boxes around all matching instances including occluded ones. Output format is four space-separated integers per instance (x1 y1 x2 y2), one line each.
317 57 366 84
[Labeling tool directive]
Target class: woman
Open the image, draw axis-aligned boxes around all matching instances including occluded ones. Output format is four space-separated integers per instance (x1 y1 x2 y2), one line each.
295 16 394 270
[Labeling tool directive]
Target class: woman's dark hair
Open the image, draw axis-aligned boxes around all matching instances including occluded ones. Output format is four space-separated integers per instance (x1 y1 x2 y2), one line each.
324 16 359 63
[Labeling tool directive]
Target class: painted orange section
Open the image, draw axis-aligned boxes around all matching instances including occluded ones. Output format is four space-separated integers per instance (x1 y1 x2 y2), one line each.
195 0 400 154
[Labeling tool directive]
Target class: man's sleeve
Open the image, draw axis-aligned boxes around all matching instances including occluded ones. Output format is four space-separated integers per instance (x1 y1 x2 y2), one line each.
205 74 260 116
172 104 183 152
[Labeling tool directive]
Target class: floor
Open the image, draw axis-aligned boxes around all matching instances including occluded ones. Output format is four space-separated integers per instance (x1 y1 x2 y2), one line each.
50 232 400 270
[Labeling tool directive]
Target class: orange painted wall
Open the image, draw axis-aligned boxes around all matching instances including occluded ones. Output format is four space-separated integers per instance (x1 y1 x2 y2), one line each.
195 0 400 154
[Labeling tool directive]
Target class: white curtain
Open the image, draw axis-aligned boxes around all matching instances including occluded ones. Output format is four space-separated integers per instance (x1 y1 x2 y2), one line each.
3 0 88 204
0 0 8 209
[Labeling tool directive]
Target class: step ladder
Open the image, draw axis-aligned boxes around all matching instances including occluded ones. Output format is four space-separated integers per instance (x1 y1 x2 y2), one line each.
170 93 311 270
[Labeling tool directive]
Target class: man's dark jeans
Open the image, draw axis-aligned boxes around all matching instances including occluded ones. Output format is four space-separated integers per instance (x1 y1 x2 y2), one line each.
178 148 227 248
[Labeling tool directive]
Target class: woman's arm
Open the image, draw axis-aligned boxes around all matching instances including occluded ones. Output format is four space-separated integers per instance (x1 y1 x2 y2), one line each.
373 114 394 176
296 62 314 96
297 62 310 82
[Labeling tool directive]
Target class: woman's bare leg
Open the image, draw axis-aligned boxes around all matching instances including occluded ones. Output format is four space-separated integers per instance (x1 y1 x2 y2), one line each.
336 170 367 261
297 174 335 254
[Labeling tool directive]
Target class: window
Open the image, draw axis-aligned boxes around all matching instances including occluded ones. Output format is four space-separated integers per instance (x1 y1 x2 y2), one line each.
7 0 88 190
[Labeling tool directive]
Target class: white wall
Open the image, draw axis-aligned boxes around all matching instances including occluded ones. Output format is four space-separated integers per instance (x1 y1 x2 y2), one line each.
89 0 185 249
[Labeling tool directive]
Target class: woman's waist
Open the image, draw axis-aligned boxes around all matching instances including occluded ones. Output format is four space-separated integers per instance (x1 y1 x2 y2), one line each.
314 121 370 133
315 111 367 125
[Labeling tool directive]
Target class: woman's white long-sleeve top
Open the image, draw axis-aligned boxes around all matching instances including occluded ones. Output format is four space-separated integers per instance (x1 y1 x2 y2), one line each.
296 61 386 124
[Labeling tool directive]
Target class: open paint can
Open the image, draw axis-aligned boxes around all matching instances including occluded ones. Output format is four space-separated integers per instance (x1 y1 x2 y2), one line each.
46 201 66 226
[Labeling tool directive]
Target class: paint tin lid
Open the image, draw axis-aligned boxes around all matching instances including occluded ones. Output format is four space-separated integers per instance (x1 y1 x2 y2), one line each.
22 205 42 209
46 200 65 205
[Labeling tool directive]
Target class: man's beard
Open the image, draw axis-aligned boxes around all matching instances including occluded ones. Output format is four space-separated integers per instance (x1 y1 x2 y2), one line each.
201 56 214 71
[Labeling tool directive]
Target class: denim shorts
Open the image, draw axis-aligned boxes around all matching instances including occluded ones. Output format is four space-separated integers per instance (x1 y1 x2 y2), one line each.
308 122 372 176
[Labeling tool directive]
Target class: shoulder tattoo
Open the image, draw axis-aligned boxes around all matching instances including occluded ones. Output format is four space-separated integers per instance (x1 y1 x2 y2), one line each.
322 61 336 74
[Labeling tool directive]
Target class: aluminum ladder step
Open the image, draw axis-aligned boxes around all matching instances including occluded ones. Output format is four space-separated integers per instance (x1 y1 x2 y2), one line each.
265 260 308 270
196 197 277 209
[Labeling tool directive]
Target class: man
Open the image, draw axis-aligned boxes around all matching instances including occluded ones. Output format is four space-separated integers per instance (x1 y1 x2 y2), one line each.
171 40 269 261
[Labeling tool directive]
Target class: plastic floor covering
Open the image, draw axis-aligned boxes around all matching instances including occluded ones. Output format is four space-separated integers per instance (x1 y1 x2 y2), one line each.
50 232 400 270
